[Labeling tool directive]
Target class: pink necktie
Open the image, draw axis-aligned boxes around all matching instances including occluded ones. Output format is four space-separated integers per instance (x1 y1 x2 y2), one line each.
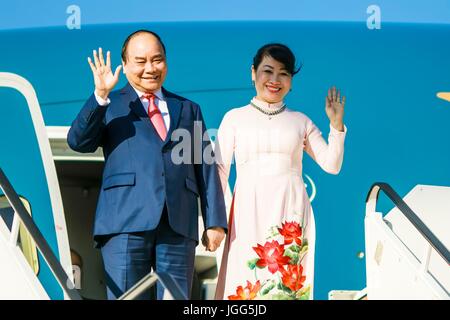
143 94 167 141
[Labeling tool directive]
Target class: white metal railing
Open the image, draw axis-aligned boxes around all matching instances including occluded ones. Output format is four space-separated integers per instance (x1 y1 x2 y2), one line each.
365 182 449 299
366 183 449 266
0 168 82 300
118 272 187 300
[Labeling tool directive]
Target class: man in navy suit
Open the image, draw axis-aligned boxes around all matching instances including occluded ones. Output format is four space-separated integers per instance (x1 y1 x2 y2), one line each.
67 30 227 300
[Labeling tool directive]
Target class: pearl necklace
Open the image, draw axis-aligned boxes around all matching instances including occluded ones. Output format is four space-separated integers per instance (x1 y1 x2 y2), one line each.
250 101 286 119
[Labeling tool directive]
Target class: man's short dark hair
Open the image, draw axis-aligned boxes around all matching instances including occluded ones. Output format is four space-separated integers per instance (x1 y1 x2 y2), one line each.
121 30 166 62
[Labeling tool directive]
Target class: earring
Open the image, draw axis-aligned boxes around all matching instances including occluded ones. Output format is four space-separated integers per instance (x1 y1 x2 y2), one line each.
252 80 255 87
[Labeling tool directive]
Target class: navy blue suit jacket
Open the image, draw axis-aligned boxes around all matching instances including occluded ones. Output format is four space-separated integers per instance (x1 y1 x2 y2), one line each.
67 83 227 245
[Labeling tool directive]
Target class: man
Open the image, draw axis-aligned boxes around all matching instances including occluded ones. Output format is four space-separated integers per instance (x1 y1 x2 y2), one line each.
67 30 227 300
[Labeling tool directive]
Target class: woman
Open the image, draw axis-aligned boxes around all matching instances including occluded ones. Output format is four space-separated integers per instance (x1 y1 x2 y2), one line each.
214 43 347 300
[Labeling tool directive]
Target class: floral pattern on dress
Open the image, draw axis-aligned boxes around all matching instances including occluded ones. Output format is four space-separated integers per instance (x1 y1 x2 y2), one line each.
227 220 310 300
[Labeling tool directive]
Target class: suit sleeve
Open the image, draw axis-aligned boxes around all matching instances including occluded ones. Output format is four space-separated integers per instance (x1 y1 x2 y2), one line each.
67 93 108 153
304 117 347 175
193 104 228 233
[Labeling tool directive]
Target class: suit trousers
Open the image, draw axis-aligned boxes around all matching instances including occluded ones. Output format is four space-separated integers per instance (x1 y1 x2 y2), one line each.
100 206 196 300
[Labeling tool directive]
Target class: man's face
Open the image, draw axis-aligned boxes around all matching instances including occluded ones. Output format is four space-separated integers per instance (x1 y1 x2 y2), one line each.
122 33 167 93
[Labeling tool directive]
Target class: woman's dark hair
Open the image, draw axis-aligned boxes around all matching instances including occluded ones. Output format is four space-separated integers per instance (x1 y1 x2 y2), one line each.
121 29 166 62
253 43 301 76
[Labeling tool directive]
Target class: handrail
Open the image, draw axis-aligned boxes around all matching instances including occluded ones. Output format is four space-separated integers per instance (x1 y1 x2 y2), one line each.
119 272 187 300
366 182 450 265
0 168 82 300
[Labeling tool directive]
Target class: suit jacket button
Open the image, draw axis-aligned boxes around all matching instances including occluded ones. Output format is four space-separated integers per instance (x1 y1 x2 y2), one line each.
162 172 165 176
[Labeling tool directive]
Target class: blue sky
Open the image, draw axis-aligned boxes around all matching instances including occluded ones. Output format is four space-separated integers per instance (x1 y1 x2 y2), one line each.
0 0 449 30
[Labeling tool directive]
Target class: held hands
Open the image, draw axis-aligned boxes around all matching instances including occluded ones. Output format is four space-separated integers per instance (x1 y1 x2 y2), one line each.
201 227 225 252
325 86 346 132
87 48 122 100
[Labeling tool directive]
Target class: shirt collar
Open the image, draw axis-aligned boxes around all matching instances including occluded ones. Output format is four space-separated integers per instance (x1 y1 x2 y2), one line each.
131 86 164 101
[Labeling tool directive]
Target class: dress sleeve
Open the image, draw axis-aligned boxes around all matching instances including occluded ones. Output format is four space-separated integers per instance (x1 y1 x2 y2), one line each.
304 117 347 174
215 111 235 194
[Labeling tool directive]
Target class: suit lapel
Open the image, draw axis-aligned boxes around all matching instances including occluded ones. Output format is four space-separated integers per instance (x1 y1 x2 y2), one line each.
162 87 182 146
120 83 162 143
121 82 145 118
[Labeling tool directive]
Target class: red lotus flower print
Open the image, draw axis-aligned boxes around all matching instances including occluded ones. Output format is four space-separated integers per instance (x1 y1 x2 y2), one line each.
253 240 291 274
281 264 306 291
243 219 310 299
228 280 261 300
278 221 302 245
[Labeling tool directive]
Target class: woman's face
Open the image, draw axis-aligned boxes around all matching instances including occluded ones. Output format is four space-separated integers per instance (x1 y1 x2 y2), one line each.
252 55 292 103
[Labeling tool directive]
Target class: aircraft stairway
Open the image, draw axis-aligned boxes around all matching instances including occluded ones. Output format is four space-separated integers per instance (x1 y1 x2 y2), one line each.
330 183 449 300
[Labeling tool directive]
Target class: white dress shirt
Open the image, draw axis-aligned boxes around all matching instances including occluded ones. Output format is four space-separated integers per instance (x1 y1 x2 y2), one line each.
94 87 171 131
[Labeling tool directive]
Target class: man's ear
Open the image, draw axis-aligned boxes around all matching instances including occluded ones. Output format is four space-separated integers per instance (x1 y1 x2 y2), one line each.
121 61 127 74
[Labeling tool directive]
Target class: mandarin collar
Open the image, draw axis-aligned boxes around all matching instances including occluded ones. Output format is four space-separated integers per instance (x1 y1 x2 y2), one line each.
251 97 285 110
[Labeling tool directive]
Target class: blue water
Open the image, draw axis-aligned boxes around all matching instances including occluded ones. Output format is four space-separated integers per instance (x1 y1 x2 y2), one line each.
1 21 450 299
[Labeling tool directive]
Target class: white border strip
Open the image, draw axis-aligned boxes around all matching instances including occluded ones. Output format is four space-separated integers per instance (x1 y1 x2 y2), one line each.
0 72 73 299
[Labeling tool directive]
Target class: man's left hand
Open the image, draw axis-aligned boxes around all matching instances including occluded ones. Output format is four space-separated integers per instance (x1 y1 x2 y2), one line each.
201 227 225 252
